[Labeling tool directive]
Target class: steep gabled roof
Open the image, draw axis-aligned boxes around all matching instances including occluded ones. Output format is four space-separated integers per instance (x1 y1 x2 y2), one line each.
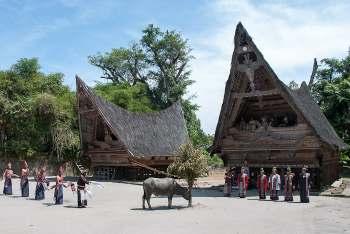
286 82 348 150
212 22 348 153
76 76 189 157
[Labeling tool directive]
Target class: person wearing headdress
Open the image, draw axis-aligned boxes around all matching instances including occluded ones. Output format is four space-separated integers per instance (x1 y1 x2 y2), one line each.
237 167 249 198
284 167 295 201
2 162 18 195
269 167 281 200
35 166 49 200
77 169 90 208
223 169 232 197
257 168 268 199
298 166 311 203
20 160 30 197
53 165 67 205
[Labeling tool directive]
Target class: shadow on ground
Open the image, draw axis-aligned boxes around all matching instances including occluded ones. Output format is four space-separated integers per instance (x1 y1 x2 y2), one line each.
131 205 187 211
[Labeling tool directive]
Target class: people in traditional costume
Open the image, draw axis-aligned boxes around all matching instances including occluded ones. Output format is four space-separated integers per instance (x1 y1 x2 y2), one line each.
237 167 249 198
299 166 311 203
53 166 67 205
2 162 18 195
35 167 48 200
269 167 281 200
242 160 250 178
284 167 294 201
257 168 268 199
242 160 250 189
20 160 30 197
77 170 90 208
224 169 232 197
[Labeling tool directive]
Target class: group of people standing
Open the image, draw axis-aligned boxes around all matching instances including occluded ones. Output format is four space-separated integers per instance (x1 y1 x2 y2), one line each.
2 161 90 208
224 164 311 203
2 161 29 197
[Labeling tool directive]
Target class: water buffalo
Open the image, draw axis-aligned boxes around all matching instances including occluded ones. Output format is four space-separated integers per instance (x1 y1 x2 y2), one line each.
142 177 190 209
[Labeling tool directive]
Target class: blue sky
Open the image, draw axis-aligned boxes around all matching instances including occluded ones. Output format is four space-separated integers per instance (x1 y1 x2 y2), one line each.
1 0 350 134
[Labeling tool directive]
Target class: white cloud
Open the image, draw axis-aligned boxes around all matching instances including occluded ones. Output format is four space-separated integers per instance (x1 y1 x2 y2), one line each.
189 0 350 134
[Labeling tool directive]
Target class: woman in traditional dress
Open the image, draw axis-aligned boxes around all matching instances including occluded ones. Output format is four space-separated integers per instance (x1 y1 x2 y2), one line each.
269 167 281 200
20 160 30 197
53 166 67 205
35 166 48 200
223 169 232 197
257 168 268 199
299 166 311 203
237 167 249 198
3 162 18 195
284 167 294 201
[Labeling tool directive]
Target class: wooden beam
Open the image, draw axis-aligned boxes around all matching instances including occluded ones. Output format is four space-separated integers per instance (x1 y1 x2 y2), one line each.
249 99 287 107
225 72 251 125
128 157 179 178
228 97 243 127
232 89 279 98
78 109 96 114
247 104 294 112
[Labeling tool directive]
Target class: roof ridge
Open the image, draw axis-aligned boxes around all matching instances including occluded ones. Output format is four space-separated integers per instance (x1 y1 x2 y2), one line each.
76 76 189 157
77 75 182 117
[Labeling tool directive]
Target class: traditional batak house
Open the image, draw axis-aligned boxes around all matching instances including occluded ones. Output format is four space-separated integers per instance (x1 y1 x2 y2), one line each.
211 23 348 187
76 76 188 179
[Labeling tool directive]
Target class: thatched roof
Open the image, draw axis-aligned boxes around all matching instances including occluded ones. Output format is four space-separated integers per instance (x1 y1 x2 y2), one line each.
212 22 348 153
285 82 348 150
77 76 188 157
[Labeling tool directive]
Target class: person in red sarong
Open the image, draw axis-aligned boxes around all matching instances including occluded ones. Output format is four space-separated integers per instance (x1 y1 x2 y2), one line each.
237 167 249 198
257 168 268 199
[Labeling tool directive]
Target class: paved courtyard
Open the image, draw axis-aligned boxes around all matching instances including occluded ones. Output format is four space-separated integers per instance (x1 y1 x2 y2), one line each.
0 179 349 234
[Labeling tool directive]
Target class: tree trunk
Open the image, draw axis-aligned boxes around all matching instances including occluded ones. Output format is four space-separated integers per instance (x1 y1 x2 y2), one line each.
188 182 193 207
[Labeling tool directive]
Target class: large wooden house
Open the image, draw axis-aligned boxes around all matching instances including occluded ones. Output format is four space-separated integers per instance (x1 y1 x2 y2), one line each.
211 23 348 186
76 77 188 179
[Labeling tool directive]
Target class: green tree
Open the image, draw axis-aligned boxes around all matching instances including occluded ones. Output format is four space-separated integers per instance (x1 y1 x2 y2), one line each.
167 142 208 207
94 82 157 112
89 25 211 149
89 24 194 109
288 80 299 90
0 58 78 162
311 54 350 164
88 43 148 85
141 25 194 108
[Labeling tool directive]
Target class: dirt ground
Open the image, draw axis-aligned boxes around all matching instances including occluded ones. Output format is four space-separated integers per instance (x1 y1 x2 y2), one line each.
0 178 350 234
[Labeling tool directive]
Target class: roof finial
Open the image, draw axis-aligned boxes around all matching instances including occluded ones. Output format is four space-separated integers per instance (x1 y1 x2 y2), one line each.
308 58 318 88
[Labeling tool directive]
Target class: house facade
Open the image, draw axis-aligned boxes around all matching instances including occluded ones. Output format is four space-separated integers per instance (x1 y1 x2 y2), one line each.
211 23 348 187
76 77 188 179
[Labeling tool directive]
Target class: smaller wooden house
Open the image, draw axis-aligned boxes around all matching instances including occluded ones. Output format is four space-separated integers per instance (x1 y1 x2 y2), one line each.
76 77 188 179
211 23 348 186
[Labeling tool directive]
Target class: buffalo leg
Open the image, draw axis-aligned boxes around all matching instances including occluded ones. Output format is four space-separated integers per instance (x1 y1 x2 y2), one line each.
146 197 152 209
142 193 146 209
168 195 173 208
